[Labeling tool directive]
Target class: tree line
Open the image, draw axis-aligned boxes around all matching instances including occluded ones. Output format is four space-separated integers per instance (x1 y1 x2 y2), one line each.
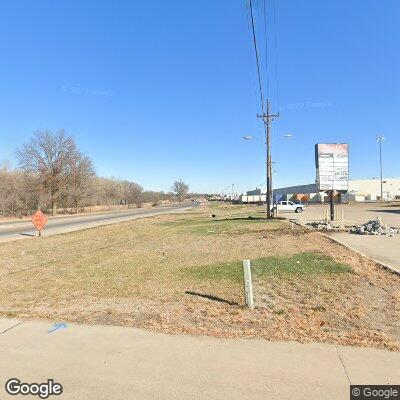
0 130 189 216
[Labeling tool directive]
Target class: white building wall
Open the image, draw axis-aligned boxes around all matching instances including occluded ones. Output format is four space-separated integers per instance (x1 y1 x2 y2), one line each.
243 178 400 204
348 178 400 199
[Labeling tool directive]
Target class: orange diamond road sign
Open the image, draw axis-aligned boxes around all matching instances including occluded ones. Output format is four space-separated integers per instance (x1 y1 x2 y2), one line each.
31 210 48 233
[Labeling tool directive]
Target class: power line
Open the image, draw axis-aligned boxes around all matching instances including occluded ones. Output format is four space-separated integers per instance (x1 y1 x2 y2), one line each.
261 0 279 110
262 0 270 99
272 0 280 111
249 0 265 112
247 0 279 219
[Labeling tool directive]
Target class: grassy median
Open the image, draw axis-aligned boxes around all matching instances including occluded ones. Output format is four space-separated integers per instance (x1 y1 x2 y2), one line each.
0 203 399 350
183 253 351 282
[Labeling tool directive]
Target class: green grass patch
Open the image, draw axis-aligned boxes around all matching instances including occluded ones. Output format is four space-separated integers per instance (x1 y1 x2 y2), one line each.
206 202 250 210
159 215 280 235
182 252 352 282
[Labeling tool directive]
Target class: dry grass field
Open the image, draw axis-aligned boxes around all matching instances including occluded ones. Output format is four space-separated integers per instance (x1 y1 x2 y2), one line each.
0 203 399 350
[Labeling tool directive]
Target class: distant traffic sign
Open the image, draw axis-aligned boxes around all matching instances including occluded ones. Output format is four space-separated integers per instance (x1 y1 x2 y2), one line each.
31 210 48 235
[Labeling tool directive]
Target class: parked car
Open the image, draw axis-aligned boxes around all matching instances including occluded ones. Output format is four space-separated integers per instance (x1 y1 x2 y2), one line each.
272 201 304 213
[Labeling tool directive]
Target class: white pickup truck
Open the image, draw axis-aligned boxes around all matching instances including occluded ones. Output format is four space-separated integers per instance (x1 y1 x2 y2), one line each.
273 201 304 213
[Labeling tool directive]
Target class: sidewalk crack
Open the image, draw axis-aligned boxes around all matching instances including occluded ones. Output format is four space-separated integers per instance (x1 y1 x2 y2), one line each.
335 344 351 385
0 321 24 335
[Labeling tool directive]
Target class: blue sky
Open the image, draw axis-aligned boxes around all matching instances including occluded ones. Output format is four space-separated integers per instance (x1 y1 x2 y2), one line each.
0 0 399 194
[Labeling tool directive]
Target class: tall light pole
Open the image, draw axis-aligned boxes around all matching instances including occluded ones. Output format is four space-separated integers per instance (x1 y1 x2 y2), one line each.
377 136 385 201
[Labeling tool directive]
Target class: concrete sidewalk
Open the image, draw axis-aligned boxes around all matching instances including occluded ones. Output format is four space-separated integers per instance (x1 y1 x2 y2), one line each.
294 203 400 275
327 232 400 275
0 319 399 399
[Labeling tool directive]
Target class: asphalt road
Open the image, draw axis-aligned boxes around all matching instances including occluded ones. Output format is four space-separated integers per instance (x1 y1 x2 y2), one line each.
0 204 191 242
1 318 399 400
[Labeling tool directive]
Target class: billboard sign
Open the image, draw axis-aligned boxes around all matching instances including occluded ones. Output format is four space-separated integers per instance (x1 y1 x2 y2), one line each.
315 143 349 192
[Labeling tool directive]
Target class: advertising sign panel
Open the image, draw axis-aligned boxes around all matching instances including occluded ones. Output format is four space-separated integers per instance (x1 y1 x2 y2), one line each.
315 143 349 192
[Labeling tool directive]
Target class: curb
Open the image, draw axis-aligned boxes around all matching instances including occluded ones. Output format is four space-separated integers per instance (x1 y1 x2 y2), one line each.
289 218 400 277
320 233 400 277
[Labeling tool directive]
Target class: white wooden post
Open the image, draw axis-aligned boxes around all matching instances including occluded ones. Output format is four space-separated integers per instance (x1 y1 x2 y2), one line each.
341 209 344 221
242 260 254 309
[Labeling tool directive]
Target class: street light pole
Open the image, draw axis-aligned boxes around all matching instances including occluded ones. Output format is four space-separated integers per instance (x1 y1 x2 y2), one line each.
377 136 385 201
257 99 279 218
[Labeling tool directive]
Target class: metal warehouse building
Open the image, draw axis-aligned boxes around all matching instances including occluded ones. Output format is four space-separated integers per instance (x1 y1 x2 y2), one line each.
241 178 400 203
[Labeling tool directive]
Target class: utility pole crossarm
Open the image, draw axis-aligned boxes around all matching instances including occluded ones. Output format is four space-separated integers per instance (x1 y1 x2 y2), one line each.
257 112 280 122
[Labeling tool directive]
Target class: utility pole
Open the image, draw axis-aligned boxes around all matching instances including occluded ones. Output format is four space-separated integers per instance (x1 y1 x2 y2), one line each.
377 136 385 201
257 99 279 218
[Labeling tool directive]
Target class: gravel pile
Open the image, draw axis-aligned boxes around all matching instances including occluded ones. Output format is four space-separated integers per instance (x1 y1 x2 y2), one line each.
350 217 400 236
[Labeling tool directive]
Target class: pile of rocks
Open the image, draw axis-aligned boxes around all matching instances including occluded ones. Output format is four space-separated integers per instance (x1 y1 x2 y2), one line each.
306 220 336 231
350 217 400 236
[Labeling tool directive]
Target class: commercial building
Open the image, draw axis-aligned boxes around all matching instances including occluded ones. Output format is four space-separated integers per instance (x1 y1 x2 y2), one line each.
241 178 400 203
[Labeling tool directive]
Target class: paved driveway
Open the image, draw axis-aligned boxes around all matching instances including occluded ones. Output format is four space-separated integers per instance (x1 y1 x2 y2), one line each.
293 203 400 273
295 202 400 227
0 319 399 400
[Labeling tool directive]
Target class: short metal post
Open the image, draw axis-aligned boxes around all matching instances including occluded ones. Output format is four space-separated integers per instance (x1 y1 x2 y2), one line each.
242 260 254 309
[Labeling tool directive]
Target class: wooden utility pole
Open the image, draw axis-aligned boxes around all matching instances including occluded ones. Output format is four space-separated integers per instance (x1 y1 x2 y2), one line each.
257 99 279 218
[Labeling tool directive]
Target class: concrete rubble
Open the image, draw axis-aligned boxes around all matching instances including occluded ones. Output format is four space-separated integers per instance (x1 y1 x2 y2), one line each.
306 217 400 236
305 220 348 232
349 217 400 236
307 220 336 231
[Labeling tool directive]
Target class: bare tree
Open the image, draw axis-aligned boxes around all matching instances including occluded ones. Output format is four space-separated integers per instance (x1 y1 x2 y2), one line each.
0 131 179 217
172 180 189 203
17 130 82 215
0 163 172 216
66 154 95 213
120 180 143 207
87 177 121 209
0 164 39 216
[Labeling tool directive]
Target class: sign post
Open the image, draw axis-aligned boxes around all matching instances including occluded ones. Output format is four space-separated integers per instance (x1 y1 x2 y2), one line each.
242 259 254 309
31 210 48 237
315 143 349 221
329 191 334 221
